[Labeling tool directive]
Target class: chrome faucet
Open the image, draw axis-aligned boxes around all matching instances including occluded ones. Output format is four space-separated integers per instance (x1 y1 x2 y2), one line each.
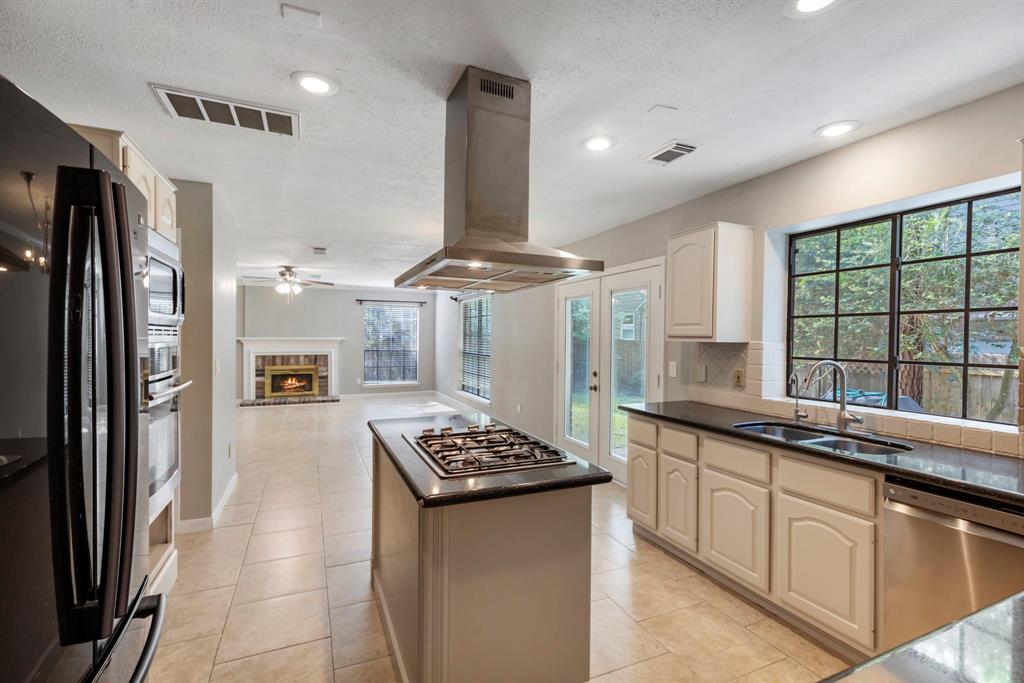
788 371 808 423
803 360 864 433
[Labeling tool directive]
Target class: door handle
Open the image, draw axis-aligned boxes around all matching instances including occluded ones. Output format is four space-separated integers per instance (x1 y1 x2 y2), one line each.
148 379 193 403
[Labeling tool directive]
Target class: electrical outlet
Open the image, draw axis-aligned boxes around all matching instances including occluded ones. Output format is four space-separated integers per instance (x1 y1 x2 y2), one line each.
228 444 232 460
515 402 521 414
668 361 678 378
698 364 708 383
733 368 746 387
214 359 221 376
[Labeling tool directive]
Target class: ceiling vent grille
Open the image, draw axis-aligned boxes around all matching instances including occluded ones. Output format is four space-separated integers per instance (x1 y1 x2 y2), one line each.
312 246 328 255
644 139 697 166
480 77 514 100
150 84 301 138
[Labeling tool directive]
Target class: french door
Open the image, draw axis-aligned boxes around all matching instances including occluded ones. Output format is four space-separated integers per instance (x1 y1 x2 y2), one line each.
556 263 664 481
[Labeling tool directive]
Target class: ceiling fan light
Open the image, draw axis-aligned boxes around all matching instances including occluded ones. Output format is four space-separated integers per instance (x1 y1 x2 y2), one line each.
291 283 303 294
275 282 291 294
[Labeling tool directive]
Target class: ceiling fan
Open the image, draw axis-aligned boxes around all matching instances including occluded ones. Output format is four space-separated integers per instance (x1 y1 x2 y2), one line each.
240 266 335 298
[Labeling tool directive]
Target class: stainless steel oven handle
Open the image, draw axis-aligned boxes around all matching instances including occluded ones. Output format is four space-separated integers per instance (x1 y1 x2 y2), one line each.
884 498 1024 549
147 379 193 403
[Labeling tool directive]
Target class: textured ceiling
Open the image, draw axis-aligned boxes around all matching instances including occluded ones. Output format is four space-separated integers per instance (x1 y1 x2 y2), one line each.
1 0 1022 287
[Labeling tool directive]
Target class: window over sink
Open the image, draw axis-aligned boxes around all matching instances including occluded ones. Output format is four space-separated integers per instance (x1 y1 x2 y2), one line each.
459 295 491 400
787 187 1021 424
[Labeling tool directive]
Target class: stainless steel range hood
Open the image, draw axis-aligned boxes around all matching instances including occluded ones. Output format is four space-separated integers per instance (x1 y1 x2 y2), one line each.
395 66 603 292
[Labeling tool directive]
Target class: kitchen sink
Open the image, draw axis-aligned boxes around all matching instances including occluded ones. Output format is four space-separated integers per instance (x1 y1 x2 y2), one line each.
734 422 828 442
733 421 913 456
801 437 911 456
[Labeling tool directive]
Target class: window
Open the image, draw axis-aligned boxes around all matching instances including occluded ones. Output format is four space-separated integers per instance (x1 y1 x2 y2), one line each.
460 296 491 400
362 303 419 385
787 188 1021 424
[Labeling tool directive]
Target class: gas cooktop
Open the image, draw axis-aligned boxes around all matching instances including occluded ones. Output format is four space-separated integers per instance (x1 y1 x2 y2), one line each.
405 423 573 478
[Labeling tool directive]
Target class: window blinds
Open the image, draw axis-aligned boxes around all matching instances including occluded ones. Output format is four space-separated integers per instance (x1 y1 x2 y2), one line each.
460 296 491 400
363 304 419 384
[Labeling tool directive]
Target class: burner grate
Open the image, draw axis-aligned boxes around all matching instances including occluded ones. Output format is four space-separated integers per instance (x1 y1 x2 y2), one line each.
407 424 572 477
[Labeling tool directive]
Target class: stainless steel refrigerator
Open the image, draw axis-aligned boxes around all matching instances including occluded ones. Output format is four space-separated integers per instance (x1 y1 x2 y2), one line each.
0 75 165 682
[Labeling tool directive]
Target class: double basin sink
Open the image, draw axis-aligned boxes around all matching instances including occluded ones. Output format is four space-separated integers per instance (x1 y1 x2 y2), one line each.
734 421 914 457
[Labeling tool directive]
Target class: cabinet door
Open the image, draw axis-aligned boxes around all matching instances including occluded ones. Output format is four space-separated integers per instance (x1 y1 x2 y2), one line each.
776 493 875 649
154 175 177 243
666 226 715 338
658 454 697 552
122 144 156 228
700 468 769 592
626 443 657 530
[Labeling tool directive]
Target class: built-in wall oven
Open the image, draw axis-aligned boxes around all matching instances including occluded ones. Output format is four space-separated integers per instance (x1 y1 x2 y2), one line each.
146 232 189 518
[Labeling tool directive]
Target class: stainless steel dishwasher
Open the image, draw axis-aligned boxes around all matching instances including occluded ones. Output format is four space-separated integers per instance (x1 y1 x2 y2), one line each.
883 479 1024 649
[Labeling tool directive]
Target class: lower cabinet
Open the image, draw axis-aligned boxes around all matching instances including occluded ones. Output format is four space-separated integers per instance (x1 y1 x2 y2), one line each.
657 453 698 552
776 493 876 649
627 442 657 530
701 468 770 592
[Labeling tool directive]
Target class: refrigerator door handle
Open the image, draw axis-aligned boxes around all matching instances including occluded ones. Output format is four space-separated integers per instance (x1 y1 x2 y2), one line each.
112 181 139 617
127 594 166 683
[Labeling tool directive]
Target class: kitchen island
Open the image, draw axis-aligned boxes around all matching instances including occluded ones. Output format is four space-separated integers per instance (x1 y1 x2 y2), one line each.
368 411 611 683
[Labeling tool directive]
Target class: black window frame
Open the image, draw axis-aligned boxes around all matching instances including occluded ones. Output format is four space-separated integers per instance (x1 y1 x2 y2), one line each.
459 295 492 401
787 187 1021 425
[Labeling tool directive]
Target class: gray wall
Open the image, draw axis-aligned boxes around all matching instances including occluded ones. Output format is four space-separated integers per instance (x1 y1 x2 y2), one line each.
240 286 436 396
178 179 237 522
435 84 1024 430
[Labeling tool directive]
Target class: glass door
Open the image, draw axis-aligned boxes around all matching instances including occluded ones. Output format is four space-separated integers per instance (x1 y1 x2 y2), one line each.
556 279 600 462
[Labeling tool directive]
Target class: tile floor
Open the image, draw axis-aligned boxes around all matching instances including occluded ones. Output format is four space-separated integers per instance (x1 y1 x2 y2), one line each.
150 394 851 682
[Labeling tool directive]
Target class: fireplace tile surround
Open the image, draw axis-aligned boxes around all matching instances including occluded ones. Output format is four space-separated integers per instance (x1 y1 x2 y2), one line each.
238 337 344 401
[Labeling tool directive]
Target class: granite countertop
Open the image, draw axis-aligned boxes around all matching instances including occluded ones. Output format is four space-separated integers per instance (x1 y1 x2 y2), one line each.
368 411 612 508
620 401 1024 506
825 591 1024 682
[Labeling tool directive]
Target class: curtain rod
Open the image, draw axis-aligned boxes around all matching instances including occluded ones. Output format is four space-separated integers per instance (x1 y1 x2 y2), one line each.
355 298 428 306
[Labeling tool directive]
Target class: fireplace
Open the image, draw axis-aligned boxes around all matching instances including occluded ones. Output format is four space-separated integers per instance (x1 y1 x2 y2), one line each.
264 365 319 398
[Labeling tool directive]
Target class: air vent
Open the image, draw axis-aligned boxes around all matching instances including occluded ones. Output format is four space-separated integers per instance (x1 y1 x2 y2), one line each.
151 84 301 138
643 139 697 166
480 77 514 100
312 246 328 255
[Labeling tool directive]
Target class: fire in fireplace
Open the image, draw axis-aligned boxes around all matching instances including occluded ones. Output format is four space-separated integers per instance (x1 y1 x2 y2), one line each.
265 364 319 398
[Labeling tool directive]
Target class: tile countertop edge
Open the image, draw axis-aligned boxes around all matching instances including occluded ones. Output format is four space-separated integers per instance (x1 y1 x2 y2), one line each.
367 414 613 508
620 401 1024 507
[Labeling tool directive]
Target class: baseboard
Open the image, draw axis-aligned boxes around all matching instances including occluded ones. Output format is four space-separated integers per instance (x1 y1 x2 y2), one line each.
373 570 410 683
177 516 212 533
148 548 178 595
338 389 437 400
434 390 488 413
212 471 239 526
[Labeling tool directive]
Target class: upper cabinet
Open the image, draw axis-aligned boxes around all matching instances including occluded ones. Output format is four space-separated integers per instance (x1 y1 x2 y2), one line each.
70 124 178 243
665 221 752 341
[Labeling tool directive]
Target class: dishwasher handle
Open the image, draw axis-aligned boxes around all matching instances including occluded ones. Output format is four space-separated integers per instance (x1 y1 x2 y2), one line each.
885 483 1024 546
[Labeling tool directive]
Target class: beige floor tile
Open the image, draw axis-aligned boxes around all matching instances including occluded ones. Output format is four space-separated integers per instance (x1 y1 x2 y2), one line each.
592 533 640 574
244 526 324 564
163 586 234 644
604 514 642 548
631 539 697 580
319 473 373 494
253 503 323 534
217 589 331 663
681 573 767 626
733 658 819 683
174 551 245 595
747 618 849 678
323 506 372 536
233 553 327 605
334 657 397 683
324 530 372 567
590 598 667 678
211 638 334 682
593 563 702 621
591 584 608 601
259 485 322 511
641 603 785 682
330 600 390 668
321 488 373 513
148 634 220 683
588 653 701 682
177 524 253 557
215 503 260 528
327 560 374 608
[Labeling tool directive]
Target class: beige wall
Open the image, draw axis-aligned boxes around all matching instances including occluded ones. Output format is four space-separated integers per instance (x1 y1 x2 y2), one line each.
436 84 1024 439
178 179 238 522
240 285 437 396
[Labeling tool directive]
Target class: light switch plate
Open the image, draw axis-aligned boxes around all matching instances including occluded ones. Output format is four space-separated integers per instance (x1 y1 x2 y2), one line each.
668 361 678 378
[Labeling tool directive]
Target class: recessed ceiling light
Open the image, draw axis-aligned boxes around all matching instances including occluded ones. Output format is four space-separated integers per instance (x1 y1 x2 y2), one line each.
290 71 339 96
797 0 834 12
584 136 614 152
815 120 860 138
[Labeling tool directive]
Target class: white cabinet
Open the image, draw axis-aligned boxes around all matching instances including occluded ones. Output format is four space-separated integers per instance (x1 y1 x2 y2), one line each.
658 453 697 552
122 143 158 229
665 222 752 341
626 442 657 530
154 174 177 242
701 467 770 592
776 493 875 649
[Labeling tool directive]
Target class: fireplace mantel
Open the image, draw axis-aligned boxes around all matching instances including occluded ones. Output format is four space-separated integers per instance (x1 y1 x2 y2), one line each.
238 337 344 400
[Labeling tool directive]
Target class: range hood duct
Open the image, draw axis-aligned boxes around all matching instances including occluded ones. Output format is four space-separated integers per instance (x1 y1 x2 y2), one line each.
395 66 604 293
